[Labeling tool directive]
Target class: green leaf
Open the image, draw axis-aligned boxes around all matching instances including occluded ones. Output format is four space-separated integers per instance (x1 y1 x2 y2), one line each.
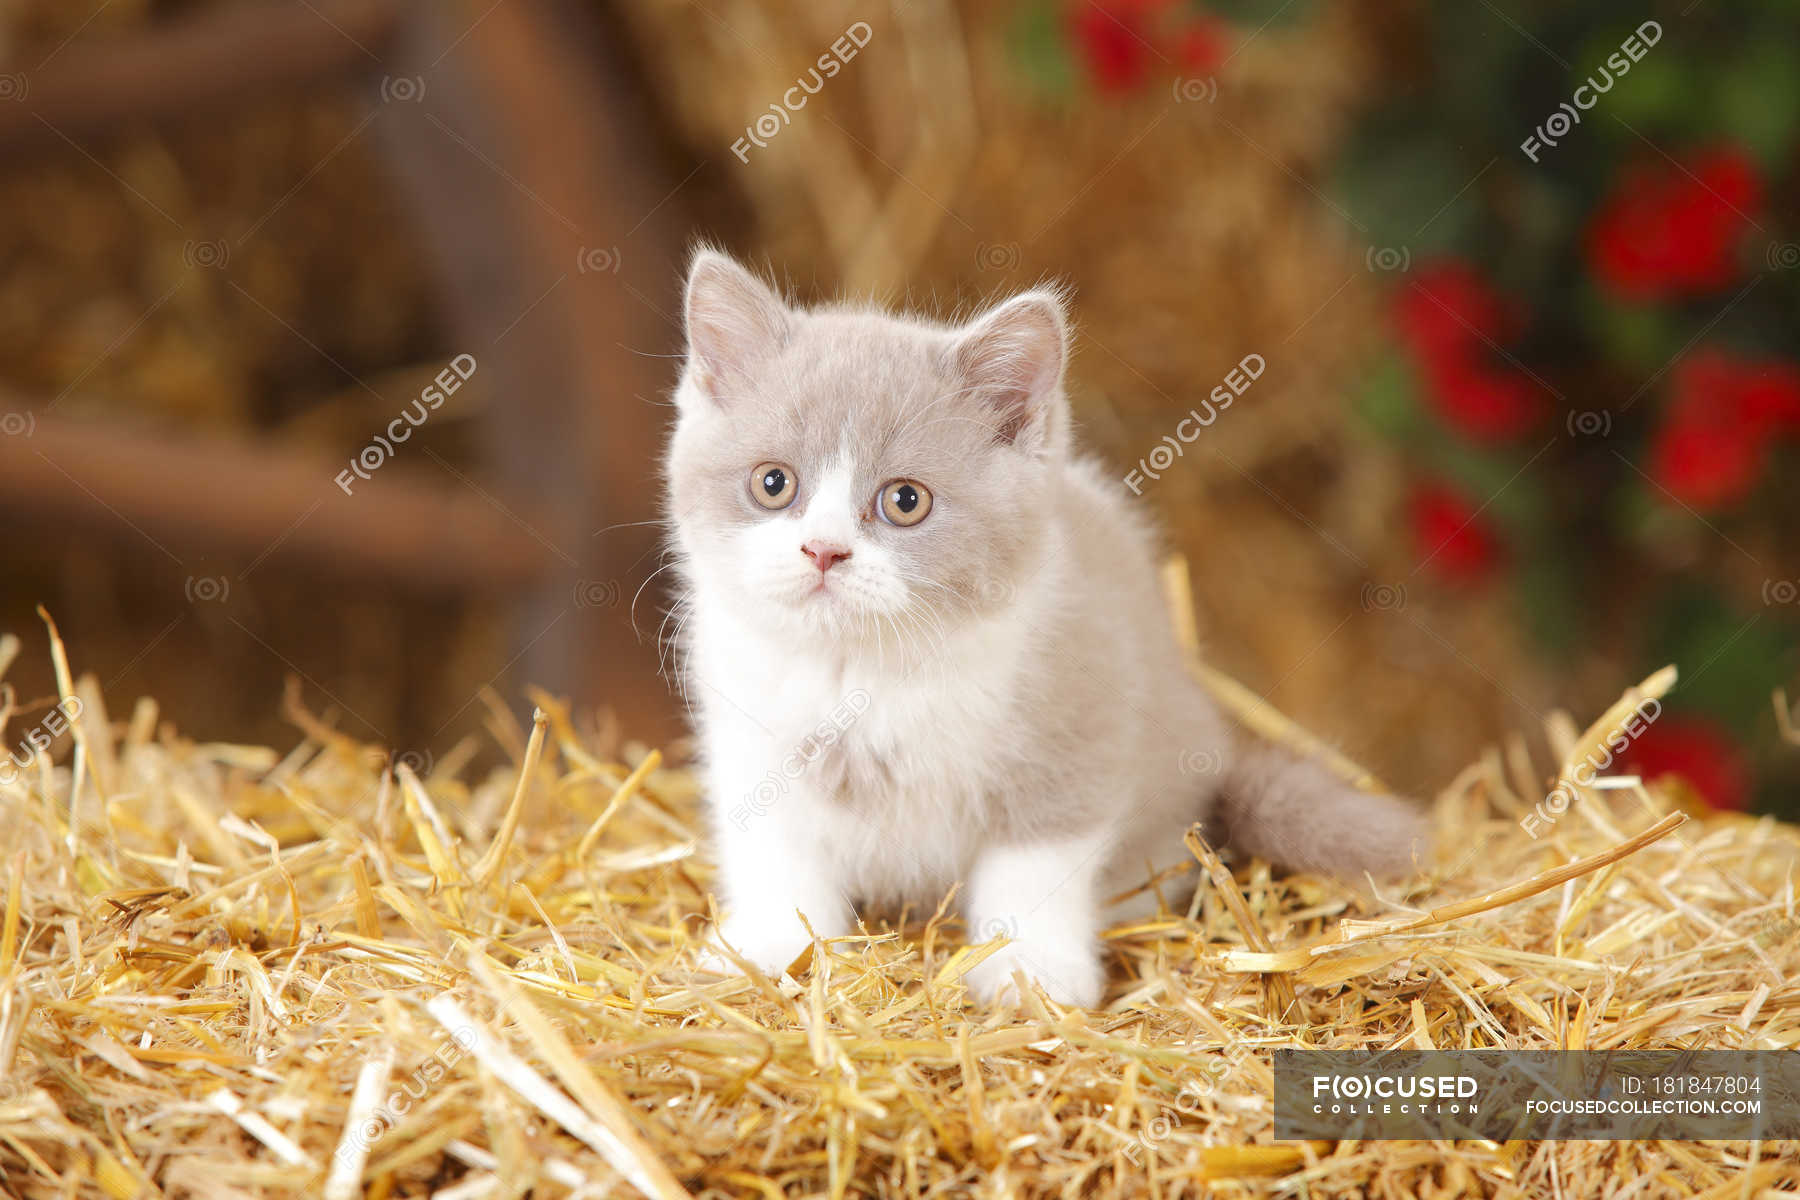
1010 0 1076 99
1712 41 1800 162
1356 351 1423 441
1591 296 1677 374
1649 583 1799 731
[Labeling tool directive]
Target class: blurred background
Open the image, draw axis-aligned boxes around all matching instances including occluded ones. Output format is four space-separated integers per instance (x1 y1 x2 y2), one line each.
0 0 1794 813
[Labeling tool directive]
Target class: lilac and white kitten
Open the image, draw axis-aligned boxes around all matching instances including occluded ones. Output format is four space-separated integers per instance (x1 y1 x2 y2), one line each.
665 250 1427 1008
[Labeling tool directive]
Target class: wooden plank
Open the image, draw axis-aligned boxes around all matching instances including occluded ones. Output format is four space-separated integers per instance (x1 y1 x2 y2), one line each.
0 1 402 155
0 409 554 591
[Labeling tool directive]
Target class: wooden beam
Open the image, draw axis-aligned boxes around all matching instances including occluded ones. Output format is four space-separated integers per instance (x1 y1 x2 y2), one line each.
0 0 402 155
0 410 556 591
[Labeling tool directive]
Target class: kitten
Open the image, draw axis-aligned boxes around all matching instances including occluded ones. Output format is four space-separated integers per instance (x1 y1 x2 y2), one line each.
664 250 1428 1008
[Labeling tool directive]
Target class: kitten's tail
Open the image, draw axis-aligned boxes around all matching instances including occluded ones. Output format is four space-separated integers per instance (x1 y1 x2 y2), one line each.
1212 743 1430 879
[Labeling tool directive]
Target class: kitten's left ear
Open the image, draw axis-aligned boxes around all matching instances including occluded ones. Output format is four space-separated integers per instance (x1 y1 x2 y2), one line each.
953 290 1069 453
683 250 791 406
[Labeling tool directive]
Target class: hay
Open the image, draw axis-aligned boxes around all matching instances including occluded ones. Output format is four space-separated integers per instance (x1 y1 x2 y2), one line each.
4 610 1800 1200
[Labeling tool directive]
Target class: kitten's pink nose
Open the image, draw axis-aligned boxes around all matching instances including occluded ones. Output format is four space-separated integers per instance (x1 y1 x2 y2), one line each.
802 541 852 572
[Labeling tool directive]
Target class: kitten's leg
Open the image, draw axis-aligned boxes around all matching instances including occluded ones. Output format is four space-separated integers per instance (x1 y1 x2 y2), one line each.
962 832 1109 1009
705 755 853 977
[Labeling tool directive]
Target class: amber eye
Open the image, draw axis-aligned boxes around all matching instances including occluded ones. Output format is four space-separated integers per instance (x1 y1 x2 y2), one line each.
749 462 798 510
877 479 933 527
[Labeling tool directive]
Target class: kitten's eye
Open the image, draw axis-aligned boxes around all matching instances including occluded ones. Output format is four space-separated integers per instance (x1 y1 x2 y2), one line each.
877 479 933 527
749 462 797 510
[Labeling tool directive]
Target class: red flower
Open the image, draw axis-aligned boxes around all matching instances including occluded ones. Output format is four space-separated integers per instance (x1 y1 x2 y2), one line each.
1067 1 1231 94
1648 421 1766 510
1621 716 1751 812
1173 14 1228 74
1422 358 1544 443
1731 362 1800 436
1395 260 1516 369
1587 146 1762 301
1647 349 1800 509
1408 480 1501 581
1068 2 1158 94
1394 261 1541 441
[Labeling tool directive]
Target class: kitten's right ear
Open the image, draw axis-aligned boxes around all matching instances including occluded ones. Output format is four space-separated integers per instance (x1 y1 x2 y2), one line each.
683 250 790 405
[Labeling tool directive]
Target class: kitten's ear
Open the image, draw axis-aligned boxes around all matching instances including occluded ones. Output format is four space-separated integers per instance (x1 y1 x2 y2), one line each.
683 250 790 405
954 290 1069 452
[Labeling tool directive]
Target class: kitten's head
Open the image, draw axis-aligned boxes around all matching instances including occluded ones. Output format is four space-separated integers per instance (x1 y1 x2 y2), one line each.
666 250 1070 647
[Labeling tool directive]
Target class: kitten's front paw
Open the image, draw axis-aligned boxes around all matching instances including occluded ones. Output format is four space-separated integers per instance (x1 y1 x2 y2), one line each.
964 937 1104 1010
